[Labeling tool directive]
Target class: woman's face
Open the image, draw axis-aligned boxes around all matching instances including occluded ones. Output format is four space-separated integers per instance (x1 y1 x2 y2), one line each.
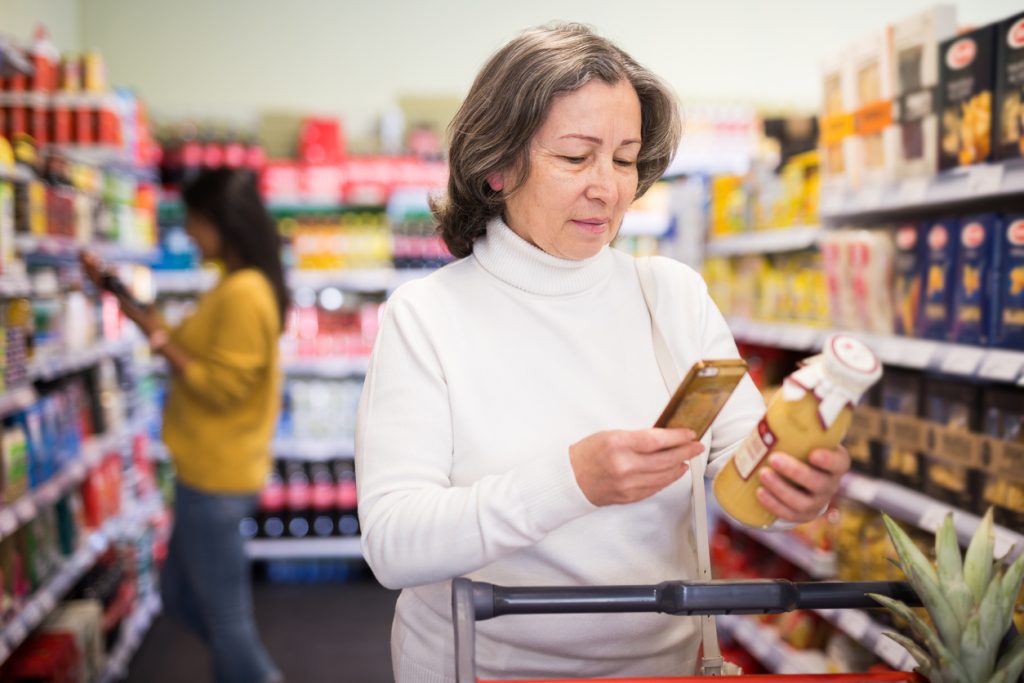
502 78 642 260
185 211 223 261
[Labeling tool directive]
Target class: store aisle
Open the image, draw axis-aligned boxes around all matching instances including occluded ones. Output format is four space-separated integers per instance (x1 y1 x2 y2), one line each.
126 577 399 682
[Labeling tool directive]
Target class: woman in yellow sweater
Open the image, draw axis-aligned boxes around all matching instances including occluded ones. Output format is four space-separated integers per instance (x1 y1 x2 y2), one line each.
83 169 287 683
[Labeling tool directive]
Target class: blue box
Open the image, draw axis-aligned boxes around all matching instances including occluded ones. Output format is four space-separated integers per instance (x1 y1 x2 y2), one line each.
951 213 1001 345
993 214 1024 349
919 217 960 340
893 222 925 337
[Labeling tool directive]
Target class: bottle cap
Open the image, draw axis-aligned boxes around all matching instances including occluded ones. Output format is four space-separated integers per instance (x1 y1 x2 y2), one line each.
821 334 882 399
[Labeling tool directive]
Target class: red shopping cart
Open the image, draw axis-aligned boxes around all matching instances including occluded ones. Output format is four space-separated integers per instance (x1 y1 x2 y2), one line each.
451 578 926 683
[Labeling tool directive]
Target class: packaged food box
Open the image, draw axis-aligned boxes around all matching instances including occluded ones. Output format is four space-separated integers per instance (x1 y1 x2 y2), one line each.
938 24 997 169
848 28 899 187
820 47 856 194
993 213 1024 349
848 229 895 334
951 213 1001 345
995 10 1024 160
892 5 958 177
920 217 959 340
982 386 1024 529
923 376 983 512
879 369 926 489
893 222 925 336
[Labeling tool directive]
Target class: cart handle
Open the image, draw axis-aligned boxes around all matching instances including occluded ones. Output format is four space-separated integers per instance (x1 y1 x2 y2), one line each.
458 579 920 621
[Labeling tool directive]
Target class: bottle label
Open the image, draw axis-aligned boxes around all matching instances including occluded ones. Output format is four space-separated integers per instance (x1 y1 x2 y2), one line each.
732 418 776 480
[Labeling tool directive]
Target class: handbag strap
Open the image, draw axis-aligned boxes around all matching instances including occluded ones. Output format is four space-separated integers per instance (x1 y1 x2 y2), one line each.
635 257 724 677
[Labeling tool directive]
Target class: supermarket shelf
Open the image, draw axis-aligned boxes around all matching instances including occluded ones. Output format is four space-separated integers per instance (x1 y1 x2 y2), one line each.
28 338 135 382
151 269 219 295
820 160 1024 221
619 210 672 237
287 268 434 293
841 472 1024 564
713 504 836 579
815 608 915 671
245 537 362 560
726 317 1024 383
274 439 355 461
0 386 36 419
0 276 32 298
14 235 158 264
705 225 822 258
0 162 32 183
716 614 830 674
97 594 161 683
283 356 370 378
0 420 145 544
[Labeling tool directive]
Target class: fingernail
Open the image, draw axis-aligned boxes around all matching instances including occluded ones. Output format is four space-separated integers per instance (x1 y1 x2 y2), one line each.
756 488 768 502
810 451 826 467
769 454 785 469
683 429 696 440
759 469 774 483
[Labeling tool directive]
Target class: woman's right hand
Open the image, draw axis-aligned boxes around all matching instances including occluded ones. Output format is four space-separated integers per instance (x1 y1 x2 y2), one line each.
569 428 705 506
79 250 105 289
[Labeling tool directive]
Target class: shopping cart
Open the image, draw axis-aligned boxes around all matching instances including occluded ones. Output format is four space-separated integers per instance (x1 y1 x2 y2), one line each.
451 577 926 682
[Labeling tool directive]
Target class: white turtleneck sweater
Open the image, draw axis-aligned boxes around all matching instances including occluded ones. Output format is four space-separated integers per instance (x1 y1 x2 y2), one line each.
355 218 765 682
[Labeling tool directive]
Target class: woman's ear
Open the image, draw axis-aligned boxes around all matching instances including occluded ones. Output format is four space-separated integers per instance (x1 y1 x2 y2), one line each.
486 172 504 192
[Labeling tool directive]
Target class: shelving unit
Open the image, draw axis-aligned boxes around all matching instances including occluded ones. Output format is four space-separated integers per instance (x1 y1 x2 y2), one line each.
716 614 831 674
245 537 362 560
814 608 915 671
0 276 33 298
14 235 158 264
0 386 37 419
841 472 1024 563
705 225 822 258
714 508 837 579
97 594 162 683
28 338 136 382
152 267 436 296
275 439 355 461
283 356 370 379
0 162 32 184
820 160 1024 221
726 317 1024 383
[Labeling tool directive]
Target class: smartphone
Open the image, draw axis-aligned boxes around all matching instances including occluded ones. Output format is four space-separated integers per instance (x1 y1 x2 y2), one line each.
101 272 147 311
653 359 749 438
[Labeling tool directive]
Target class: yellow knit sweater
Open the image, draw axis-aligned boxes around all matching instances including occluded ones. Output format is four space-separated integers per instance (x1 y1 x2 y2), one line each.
162 268 281 493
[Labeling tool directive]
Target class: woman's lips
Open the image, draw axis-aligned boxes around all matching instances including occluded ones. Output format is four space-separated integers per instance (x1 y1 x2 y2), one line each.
572 219 608 234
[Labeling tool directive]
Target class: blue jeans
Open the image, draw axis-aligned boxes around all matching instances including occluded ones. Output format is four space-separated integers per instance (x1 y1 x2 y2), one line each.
161 482 281 683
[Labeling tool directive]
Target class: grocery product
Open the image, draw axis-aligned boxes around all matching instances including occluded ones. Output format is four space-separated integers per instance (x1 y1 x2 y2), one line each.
891 5 958 177
938 23 997 169
996 11 1024 161
848 230 895 335
845 385 881 477
714 334 882 528
994 214 1024 349
819 47 854 193
878 369 925 489
709 175 746 237
821 232 855 330
951 213 1001 346
848 28 898 187
982 387 1024 530
893 222 924 336
920 217 959 340
923 377 981 513
1 419 29 504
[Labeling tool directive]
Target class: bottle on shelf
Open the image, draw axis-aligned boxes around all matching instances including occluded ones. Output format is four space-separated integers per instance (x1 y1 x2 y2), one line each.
258 465 286 539
283 461 311 538
332 460 359 537
308 462 335 538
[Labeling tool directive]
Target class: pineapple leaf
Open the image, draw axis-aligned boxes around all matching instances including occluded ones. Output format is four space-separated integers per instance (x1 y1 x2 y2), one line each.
869 592 969 679
882 630 934 669
964 508 996 603
961 610 998 683
988 634 1024 683
1000 552 1024 630
937 512 963 585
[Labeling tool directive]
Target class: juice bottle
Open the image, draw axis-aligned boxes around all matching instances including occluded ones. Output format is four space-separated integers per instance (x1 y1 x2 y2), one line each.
714 334 882 528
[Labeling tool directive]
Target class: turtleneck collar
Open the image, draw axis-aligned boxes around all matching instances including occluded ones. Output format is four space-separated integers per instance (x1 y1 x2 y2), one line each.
471 217 614 296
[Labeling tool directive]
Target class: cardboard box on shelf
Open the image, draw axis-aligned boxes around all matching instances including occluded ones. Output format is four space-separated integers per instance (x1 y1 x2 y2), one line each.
891 5 958 177
951 213 1001 346
993 214 1024 349
920 217 959 340
819 47 856 194
995 11 1024 161
938 24 997 170
848 28 899 188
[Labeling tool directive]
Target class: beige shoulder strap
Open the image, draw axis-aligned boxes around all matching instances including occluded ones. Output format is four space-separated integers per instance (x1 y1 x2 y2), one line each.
635 257 726 677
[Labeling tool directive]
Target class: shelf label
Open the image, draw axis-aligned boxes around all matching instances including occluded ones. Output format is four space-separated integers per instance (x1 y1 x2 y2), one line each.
919 505 949 533
979 351 1024 383
940 346 985 376
967 164 1005 196
898 177 929 205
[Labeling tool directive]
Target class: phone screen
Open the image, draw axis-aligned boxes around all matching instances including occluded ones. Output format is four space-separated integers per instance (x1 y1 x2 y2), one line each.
654 359 748 438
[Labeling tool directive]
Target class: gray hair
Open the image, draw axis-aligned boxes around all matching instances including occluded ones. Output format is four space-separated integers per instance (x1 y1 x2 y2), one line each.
433 23 681 258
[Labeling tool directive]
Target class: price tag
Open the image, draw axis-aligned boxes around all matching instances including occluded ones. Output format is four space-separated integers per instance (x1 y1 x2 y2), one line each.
838 610 871 641
967 164 1005 196
843 475 880 503
940 346 985 376
979 351 1024 383
876 633 910 665
919 505 949 533
898 177 929 205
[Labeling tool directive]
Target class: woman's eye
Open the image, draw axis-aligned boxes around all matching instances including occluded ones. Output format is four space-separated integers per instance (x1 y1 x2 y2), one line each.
615 159 637 167
561 156 586 164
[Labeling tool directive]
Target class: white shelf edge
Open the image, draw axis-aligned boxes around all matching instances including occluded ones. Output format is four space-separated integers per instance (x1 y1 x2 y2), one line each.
153 268 437 296
97 594 162 683
706 225 822 258
282 357 370 378
713 502 837 579
716 614 830 674
273 440 355 461
14 235 157 263
725 318 1024 383
28 338 136 382
814 607 916 671
0 386 36 419
841 472 1024 564
245 537 362 560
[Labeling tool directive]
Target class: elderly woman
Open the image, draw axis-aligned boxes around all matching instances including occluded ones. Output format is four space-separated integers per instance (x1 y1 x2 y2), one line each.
356 23 850 682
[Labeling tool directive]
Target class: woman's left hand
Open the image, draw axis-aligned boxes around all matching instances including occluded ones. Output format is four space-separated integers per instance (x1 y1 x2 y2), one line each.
755 447 850 524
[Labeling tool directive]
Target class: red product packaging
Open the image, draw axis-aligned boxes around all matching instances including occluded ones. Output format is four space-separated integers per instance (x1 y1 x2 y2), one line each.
5 632 81 683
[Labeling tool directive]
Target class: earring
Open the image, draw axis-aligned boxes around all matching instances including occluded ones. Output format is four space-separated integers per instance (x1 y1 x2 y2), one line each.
486 173 504 192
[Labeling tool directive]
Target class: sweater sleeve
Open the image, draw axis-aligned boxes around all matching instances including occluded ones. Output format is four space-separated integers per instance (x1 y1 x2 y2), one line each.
175 282 272 412
355 291 597 590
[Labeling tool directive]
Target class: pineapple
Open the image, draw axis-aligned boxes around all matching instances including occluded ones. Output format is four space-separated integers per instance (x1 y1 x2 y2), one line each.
869 509 1024 683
